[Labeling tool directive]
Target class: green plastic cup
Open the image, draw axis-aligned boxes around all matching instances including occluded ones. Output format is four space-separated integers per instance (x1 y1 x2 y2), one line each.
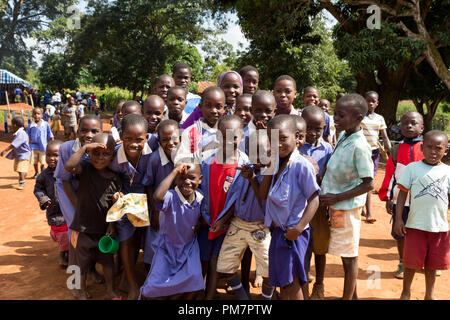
98 235 119 254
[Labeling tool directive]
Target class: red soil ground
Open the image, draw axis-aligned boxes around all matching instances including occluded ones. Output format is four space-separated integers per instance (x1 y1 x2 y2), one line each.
0 116 448 300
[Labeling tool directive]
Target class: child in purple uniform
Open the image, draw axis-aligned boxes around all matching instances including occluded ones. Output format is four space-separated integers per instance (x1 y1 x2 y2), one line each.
0 116 31 190
259 115 320 300
108 114 153 300
143 120 180 269
140 163 204 300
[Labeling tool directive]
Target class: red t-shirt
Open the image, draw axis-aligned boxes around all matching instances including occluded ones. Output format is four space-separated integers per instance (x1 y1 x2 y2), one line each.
208 158 237 240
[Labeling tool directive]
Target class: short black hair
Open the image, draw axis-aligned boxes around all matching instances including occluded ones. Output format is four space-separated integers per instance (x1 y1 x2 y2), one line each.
291 114 306 131
401 111 424 124
122 100 142 115
156 119 179 136
201 86 224 101
365 91 379 99
11 116 24 128
424 130 448 144
121 114 148 134
156 74 174 84
268 114 297 132
302 105 325 122
303 86 319 95
274 75 297 90
239 65 259 77
167 85 187 98
336 92 345 102
92 133 116 152
172 62 191 74
218 114 243 131
79 114 101 128
252 90 275 106
337 93 368 117
46 139 63 150
236 93 252 103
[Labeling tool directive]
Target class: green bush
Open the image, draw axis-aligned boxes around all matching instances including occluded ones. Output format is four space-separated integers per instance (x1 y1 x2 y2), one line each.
79 85 134 111
396 101 450 133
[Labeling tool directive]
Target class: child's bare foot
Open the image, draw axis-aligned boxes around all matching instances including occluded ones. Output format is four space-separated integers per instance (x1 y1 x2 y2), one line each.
126 288 140 300
90 269 105 284
365 212 376 223
106 289 121 300
253 275 263 288
400 291 410 300
71 289 91 300
58 252 68 268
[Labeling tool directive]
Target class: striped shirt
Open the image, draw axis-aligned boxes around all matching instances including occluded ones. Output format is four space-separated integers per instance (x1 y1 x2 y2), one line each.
360 113 387 150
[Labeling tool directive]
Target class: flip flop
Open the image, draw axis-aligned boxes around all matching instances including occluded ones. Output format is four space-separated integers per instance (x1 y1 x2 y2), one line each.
366 217 377 224
112 296 122 300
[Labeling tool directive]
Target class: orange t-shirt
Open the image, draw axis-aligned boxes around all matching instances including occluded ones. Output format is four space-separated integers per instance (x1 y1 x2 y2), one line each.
208 158 237 240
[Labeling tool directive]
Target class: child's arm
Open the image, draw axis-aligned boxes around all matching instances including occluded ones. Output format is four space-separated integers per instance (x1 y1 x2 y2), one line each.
394 188 408 237
33 173 51 209
237 165 264 204
319 177 374 206
62 181 78 209
153 163 186 203
210 204 235 233
147 185 159 231
381 128 392 154
285 191 319 241
0 144 13 157
64 142 106 175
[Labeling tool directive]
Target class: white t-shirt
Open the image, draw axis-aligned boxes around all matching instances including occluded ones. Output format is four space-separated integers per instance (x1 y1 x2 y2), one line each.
46 104 56 116
398 161 450 232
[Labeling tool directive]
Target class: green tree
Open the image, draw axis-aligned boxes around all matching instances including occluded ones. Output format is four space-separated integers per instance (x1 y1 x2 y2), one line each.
39 52 78 90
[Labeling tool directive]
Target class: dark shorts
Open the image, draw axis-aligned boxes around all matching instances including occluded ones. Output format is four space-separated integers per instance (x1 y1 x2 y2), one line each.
198 227 226 262
73 232 114 274
391 205 410 241
371 148 380 176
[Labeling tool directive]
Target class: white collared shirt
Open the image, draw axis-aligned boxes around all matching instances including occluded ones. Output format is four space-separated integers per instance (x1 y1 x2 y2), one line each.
117 142 152 164
174 186 204 205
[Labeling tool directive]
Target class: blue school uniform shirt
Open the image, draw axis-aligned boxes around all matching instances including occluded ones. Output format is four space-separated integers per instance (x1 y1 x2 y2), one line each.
6 127 31 161
199 149 250 225
234 172 266 222
183 92 201 115
148 146 175 190
26 120 54 151
53 139 89 232
108 142 153 194
147 133 159 152
265 149 320 231
300 137 333 177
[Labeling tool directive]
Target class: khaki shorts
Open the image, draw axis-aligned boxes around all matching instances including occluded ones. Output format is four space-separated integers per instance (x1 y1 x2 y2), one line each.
328 207 362 258
14 159 29 173
217 217 271 277
311 205 330 255
31 149 46 165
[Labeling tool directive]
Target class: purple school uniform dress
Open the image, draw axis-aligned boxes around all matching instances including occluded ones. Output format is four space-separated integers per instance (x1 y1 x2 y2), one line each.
140 188 205 298
26 120 54 151
54 139 88 238
6 127 31 161
108 143 153 242
143 146 175 265
265 149 320 287
147 133 159 152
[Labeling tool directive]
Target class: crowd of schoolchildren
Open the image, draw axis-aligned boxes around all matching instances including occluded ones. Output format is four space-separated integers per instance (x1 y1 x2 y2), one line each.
1 62 449 301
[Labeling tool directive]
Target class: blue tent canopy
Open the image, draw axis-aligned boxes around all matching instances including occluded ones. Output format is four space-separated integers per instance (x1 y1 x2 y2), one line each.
0 69 33 88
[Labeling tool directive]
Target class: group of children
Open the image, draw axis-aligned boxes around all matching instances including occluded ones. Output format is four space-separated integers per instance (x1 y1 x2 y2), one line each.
1 62 449 301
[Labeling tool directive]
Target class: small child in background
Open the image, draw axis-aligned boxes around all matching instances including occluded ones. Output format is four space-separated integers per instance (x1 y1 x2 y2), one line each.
318 99 336 146
140 163 204 300
292 115 320 175
143 120 180 270
378 111 425 279
142 95 165 151
108 114 153 300
320 94 374 300
175 86 226 164
300 106 333 300
258 115 320 300
198 115 247 300
33 140 69 267
27 107 54 178
0 116 31 190
172 63 201 116
166 86 188 125
234 94 252 129
110 99 125 144
63 96 77 141
394 130 449 300
215 130 274 300
273 75 298 115
51 110 61 139
122 100 143 117
77 100 85 122
301 87 332 145
64 133 121 300
361 91 392 223
239 65 259 95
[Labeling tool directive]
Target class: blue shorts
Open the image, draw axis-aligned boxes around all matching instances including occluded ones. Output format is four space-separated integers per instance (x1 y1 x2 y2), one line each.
198 227 226 261
391 204 409 241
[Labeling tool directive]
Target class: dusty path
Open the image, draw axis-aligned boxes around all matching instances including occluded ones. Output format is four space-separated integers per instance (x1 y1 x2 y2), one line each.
0 121 448 300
